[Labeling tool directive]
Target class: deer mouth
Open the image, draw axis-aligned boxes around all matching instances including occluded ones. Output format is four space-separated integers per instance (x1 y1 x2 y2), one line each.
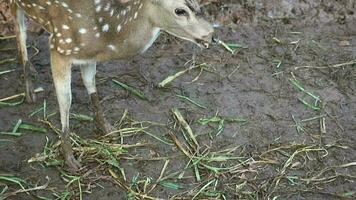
195 39 211 49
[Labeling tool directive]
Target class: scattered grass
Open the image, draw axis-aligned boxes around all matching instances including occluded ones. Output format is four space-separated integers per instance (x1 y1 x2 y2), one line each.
294 60 356 70
158 63 206 88
0 87 44 103
112 79 148 100
198 114 247 136
289 72 321 110
18 123 47 133
0 69 16 76
172 108 199 148
0 175 49 200
176 94 207 109
10 98 353 199
0 58 16 66
70 113 94 122
0 119 46 136
214 38 247 54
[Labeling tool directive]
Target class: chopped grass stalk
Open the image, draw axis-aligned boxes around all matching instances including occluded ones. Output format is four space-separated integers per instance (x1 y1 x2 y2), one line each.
0 119 24 137
172 108 199 148
0 69 16 76
0 87 44 102
176 94 207 109
159 181 182 190
192 179 216 199
198 115 247 136
0 58 16 65
158 63 206 87
28 106 44 117
289 73 321 110
19 123 47 133
43 99 47 120
0 35 16 40
11 119 22 133
142 130 173 146
215 39 236 54
214 39 247 54
0 132 23 136
112 79 148 100
0 97 24 108
70 113 94 122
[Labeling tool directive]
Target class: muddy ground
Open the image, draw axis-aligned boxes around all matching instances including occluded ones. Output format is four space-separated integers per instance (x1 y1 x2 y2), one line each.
0 0 355 199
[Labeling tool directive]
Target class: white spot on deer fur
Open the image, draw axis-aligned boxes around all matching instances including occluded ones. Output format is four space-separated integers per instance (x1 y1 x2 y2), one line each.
107 44 117 51
79 28 87 34
102 24 109 32
121 10 127 16
61 2 68 8
96 5 102 12
65 38 72 43
117 25 122 32
62 24 70 30
104 3 111 11
57 47 64 54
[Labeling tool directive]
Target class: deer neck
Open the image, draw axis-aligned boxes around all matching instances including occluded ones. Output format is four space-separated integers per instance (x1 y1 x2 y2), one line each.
94 1 161 61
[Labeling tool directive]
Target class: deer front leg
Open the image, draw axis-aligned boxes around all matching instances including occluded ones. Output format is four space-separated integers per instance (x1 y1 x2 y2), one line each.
80 62 113 134
10 5 36 103
51 52 81 171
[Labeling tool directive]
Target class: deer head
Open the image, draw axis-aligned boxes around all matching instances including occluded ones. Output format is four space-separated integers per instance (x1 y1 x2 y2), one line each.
145 0 214 48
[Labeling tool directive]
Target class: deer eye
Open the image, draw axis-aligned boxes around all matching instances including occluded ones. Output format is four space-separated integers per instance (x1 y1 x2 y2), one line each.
175 8 189 17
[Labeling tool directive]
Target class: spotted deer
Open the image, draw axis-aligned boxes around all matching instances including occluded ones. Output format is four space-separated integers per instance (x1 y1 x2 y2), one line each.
8 0 214 170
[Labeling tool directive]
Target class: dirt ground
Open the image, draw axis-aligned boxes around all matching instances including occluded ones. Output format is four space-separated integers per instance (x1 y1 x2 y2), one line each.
0 0 355 199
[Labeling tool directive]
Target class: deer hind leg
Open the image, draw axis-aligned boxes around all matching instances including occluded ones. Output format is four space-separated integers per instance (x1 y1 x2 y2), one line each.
51 51 81 171
10 4 36 103
79 62 114 134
